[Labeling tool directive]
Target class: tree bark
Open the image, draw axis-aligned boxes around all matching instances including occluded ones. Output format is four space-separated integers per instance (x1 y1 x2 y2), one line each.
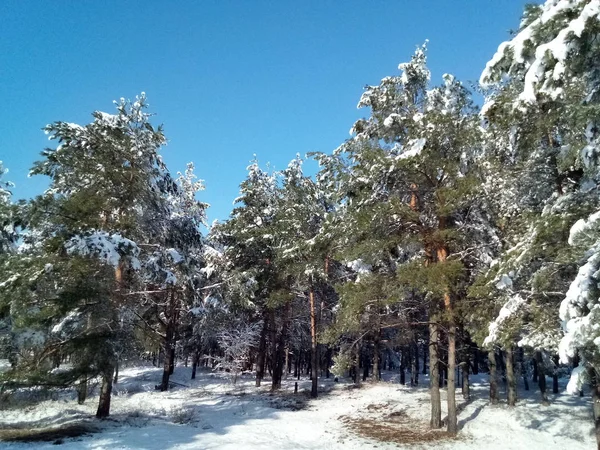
519 348 529 391
535 351 549 404
272 304 290 390
114 360 119 385
400 348 406 385
472 347 480 375
446 316 457 435
588 367 600 450
96 363 115 418
77 376 87 405
489 349 499 405
191 353 198 380
429 321 442 429
506 346 517 406
255 310 269 387
373 329 381 382
462 361 470 401
414 340 420 385
354 340 361 386
552 355 559 394
309 289 318 398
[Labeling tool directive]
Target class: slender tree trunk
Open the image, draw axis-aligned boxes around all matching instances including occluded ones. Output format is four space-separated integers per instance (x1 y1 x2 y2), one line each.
272 304 290 390
96 363 115 418
354 340 361 386
309 289 318 398
77 376 87 405
506 346 517 406
532 357 538 383
373 329 381 382
422 340 428 375
429 322 442 429
589 367 600 450
160 289 178 391
255 310 269 387
472 347 480 375
462 361 470 401
114 360 119 385
400 348 406 385
191 353 198 380
446 316 457 435
160 324 174 391
535 351 549 404
169 348 175 375
414 340 420 385
489 349 499 405
552 355 559 394
519 348 529 391
410 345 417 386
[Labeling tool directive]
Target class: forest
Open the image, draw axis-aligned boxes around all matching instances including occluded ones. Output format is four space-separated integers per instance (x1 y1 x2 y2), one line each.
1 1 600 449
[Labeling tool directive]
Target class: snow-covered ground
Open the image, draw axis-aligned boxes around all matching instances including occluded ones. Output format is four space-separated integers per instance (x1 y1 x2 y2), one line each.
0 364 594 449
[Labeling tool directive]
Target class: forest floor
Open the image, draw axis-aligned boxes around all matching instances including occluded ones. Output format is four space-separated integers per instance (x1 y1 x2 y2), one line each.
0 363 595 449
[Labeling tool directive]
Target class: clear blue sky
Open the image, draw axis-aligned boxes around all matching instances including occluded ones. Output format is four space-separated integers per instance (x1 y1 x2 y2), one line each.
0 1 528 223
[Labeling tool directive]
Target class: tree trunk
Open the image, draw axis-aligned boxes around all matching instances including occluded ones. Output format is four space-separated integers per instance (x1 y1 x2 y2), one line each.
400 348 406 385
552 355 559 394
519 348 529 391
410 346 417 386
160 323 175 391
77 376 87 405
272 304 290 391
169 348 175 375
446 318 457 435
462 361 470 401
472 347 480 375
354 340 361 386
535 351 549 404
489 349 499 405
191 353 198 380
429 322 442 429
589 368 600 450
309 289 318 398
373 330 381 382
422 340 428 375
532 356 538 383
255 311 269 387
284 346 290 380
506 346 517 406
96 364 115 418
413 340 420 385
114 360 119 385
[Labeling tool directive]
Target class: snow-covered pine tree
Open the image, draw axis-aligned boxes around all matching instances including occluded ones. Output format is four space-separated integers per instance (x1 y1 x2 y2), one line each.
0 94 189 417
272 155 331 396
479 1 600 422
328 44 488 434
212 159 280 387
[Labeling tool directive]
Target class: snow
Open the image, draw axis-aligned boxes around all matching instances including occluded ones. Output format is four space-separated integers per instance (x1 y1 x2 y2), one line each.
65 231 140 269
481 0 600 105
0 365 594 450
51 310 81 334
166 248 184 264
483 294 525 346
568 210 600 245
558 249 600 362
396 138 426 160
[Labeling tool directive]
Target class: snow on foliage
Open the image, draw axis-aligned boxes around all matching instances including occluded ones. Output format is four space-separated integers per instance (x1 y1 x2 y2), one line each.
481 0 600 106
483 295 526 347
65 230 141 269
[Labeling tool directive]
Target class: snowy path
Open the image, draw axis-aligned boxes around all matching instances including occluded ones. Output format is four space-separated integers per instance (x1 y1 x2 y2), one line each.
0 365 595 449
